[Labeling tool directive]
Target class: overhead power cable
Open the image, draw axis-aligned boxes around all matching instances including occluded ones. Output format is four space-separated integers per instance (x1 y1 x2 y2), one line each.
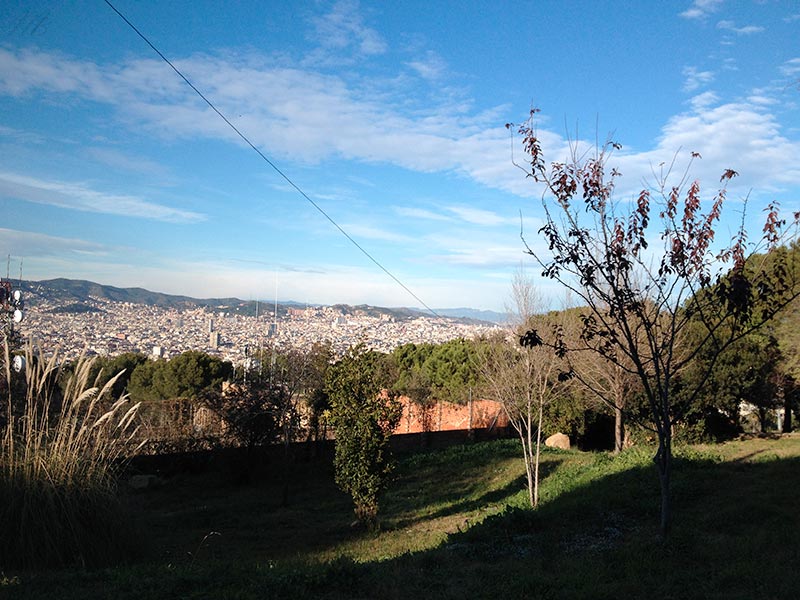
103 0 439 317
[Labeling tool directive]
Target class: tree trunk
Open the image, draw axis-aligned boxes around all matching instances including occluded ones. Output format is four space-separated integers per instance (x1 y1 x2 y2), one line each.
758 407 768 433
783 393 792 433
533 399 544 508
281 416 292 506
519 430 535 507
614 404 624 454
654 427 672 537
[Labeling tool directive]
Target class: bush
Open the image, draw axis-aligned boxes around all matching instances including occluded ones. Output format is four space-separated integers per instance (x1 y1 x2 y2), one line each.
0 344 143 569
326 346 402 526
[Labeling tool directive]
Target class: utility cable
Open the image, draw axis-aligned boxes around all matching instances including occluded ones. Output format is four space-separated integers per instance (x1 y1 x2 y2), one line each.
103 0 439 317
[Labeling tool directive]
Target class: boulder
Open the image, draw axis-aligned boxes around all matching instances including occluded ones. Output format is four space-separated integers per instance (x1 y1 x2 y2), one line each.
545 432 570 450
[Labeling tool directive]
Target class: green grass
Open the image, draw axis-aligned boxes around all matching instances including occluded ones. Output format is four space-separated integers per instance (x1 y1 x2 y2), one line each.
4 435 800 599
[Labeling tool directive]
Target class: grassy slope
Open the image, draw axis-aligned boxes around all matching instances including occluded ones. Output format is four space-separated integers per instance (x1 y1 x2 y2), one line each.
4 435 800 599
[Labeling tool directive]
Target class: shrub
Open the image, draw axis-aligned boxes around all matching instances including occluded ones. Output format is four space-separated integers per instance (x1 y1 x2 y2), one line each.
0 343 143 569
326 346 402 526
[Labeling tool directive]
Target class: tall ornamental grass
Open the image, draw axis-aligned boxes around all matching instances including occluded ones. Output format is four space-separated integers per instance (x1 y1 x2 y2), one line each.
1 342 143 569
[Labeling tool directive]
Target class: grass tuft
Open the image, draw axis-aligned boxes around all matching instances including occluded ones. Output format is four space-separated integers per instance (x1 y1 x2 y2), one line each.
1 343 143 569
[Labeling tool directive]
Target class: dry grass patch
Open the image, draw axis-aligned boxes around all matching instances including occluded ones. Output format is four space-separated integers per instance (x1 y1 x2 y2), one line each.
1 343 143 569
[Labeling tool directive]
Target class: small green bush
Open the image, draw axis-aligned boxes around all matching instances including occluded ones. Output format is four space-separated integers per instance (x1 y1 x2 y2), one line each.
326 346 402 526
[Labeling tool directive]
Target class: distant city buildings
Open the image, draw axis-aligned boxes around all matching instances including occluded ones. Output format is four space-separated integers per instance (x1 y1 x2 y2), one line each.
18 296 500 364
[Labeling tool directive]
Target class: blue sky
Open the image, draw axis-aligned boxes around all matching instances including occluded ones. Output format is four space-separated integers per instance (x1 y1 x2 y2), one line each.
0 0 798 312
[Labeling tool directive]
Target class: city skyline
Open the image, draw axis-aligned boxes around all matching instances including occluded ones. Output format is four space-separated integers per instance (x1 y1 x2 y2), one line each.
1 1 799 312
19 287 498 364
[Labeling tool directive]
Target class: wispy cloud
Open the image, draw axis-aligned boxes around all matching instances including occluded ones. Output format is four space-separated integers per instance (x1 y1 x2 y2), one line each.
0 227 107 257
394 207 451 221
2 47 798 216
682 66 715 92
689 91 719 110
747 94 777 106
780 58 800 77
407 51 447 81
308 0 386 61
425 233 525 268
716 20 765 35
0 46 548 198
0 172 206 223
84 147 171 178
0 124 47 145
680 0 724 20
342 223 414 244
445 206 515 227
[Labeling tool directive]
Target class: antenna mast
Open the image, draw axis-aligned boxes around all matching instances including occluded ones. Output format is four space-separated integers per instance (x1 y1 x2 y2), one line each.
270 271 277 383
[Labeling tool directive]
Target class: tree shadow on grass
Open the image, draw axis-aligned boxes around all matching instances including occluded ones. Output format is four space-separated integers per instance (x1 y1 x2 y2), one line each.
15 445 800 600
388 458 563 530
226 450 800 600
346 452 800 600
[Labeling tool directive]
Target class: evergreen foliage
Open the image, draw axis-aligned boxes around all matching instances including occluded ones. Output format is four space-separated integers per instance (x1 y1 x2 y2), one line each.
127 350 232 401
326 345 402 525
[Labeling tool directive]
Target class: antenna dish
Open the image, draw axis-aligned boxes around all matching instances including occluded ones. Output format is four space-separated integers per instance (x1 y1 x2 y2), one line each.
12 355 25 373
13 290 21 302
13 309 23 323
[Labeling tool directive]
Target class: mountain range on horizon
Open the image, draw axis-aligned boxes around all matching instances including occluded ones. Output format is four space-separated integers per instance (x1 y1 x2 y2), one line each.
13 278 508 325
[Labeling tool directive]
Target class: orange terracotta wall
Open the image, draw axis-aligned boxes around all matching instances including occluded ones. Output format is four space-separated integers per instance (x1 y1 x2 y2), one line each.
394 396 508 434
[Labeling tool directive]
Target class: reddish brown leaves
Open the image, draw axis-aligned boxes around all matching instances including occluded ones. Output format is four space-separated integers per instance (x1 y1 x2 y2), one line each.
515 107 796 312
763 201 785 248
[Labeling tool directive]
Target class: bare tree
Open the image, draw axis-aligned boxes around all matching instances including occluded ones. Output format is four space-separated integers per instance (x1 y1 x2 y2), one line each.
477 269 569 508
510 109 799 535
567 321 641 453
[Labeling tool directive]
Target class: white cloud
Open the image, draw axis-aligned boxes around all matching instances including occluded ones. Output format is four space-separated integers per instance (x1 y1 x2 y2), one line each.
611 99 800 201
0 172 206 223
716 20 765 35
445 206 516 226
309 0 386 57
747 95 777 106
780 58 800 77
394 207 451 221
15 250 510 311
407 51 447 81
342 223 414 243
721 57 738 71
425 233 525 268
2 47 798 227
0 227 107 258
0 47 550 200
682 66 715 92
680 0 724 20
84 147 171 178
689 91 720 110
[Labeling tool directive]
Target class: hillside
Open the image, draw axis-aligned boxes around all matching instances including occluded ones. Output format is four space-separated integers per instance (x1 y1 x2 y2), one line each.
7 435 800 599
17 278 504 323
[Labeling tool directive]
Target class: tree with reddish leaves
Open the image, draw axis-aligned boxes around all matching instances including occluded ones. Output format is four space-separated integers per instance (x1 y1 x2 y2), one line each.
510 109 799 536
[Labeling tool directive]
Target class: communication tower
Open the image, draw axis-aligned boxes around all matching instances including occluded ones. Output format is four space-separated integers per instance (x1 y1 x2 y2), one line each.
1 259 25 372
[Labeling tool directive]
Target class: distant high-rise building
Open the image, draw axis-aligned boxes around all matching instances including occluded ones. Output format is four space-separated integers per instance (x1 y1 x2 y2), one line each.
210 331 220 349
